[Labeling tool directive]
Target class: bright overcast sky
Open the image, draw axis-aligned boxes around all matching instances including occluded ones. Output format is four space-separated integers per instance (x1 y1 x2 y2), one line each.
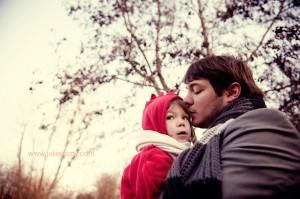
0 0 126 191
0 0 79 128
0 0 77 153
0 0 156 193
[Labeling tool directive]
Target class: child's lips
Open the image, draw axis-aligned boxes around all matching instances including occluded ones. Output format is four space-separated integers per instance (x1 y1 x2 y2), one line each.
176 133 189 140
177 131 187 135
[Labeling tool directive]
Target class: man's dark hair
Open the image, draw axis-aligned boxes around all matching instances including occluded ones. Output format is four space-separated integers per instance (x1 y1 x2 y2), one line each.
184 55 264 98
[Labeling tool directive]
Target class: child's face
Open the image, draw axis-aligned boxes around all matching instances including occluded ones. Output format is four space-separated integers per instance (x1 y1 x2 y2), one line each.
166 102 192 143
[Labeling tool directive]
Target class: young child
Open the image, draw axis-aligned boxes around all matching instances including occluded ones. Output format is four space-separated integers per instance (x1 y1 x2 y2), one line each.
121 91 196 199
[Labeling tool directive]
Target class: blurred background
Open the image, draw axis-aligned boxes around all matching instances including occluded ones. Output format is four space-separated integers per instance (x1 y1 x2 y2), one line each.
0 0 299 198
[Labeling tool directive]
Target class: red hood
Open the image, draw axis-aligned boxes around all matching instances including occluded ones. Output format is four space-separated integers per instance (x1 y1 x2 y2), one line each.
142 91 182 135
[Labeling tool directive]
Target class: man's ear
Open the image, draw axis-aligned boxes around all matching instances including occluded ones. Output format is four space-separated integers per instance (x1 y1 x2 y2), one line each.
224 82 241 103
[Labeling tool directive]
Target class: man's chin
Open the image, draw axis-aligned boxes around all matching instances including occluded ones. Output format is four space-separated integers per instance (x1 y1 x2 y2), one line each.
192 120 209 129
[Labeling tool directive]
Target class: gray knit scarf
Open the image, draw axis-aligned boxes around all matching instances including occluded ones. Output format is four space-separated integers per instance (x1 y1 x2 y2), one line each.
162 97 266 199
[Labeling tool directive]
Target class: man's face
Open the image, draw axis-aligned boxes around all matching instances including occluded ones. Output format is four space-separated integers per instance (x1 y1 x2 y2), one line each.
184 79 228 128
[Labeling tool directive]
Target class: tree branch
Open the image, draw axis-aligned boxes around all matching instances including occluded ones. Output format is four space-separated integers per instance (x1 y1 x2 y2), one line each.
114 76 164 92
118 0 153 74
45 98 80 198
38 106 62 191
124 58 161 93
155 0 170 91
247 1 284 61
117 0 163 94
196 0 212 56
264 83 293 93
17 124 26 183
124 59 147 78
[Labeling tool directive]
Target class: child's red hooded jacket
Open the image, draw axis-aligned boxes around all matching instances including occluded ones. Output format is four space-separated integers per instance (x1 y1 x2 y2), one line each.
120 92 182 199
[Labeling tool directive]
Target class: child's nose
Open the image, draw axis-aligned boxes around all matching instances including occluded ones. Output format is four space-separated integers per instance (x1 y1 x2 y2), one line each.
177 118 185 126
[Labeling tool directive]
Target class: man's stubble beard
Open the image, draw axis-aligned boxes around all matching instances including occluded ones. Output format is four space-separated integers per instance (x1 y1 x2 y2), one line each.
194 98 226 129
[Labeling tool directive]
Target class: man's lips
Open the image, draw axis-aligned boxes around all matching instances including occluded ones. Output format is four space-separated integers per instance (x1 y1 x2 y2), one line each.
189 109 196 114
189 111 196 119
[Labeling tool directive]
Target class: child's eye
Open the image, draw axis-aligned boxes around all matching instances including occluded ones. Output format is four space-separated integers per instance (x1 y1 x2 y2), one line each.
166 115 174 120
183 116 189 120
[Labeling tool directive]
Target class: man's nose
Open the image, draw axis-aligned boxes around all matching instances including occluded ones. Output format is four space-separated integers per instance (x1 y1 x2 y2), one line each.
183 92 193 105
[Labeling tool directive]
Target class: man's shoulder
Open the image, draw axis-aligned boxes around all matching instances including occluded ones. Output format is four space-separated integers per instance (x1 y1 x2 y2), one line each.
222 108 299 142
221 108 300 199
239 108 286 119
230 108 295 129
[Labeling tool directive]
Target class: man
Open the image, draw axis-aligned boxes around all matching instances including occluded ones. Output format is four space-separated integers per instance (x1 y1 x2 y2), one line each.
162 55 300 199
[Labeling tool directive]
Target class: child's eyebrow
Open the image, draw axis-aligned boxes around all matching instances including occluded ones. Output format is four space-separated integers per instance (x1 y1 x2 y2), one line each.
166 111 175 114
167 110 189 115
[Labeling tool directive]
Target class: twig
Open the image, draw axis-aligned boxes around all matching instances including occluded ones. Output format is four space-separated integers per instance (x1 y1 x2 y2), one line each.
114 76 164 91
124 58 161 93
45 97 80 198
197 0 212 56
119 0 153 74
155 0 170 91
247 1 285 61
17 124 26 182
264 84 293 93
38 106 62 191
124 59 146 78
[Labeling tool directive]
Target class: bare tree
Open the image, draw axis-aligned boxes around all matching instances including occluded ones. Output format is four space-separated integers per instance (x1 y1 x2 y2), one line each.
61 0 299 129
